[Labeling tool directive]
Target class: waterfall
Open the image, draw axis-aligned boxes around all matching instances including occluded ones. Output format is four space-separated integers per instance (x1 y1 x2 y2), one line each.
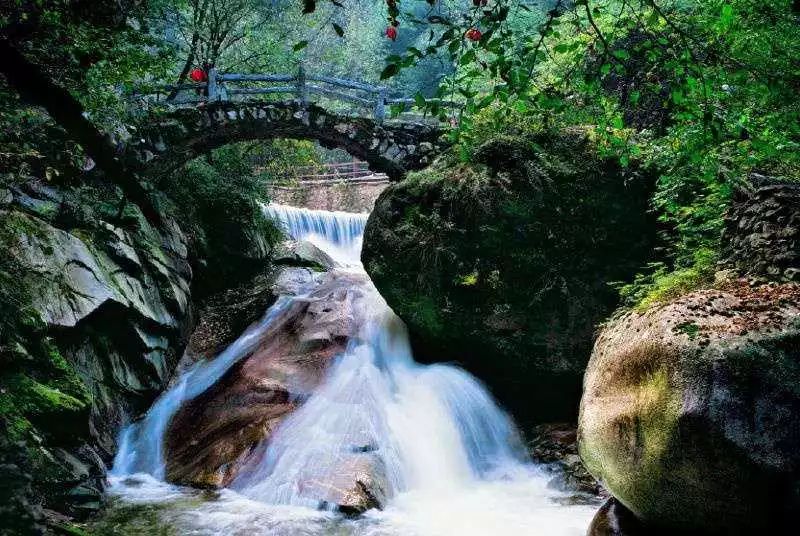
232 306 526 505
109 203 598 535
111 296 292 478
262 203 368 266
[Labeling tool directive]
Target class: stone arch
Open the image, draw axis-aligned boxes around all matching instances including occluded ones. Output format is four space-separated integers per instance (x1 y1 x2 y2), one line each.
126 101 448 181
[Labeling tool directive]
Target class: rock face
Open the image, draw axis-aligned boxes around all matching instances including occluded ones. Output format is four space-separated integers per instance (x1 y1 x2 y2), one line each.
578 280 800 533
363 132 657 425
722 176 800 282
528 423 604 496
1 180 194 520
164 269 386 513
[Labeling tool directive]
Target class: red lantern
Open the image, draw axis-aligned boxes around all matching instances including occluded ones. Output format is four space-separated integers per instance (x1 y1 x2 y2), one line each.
189 67 207 83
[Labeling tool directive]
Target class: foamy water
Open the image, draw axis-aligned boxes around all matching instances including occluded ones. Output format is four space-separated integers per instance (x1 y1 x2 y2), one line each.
106 203 600 535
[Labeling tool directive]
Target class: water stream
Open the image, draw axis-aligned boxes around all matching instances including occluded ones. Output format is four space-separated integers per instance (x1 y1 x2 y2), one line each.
106 204 599 535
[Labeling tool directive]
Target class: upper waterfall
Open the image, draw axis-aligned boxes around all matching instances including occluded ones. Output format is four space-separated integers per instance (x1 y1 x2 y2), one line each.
262 203 368 266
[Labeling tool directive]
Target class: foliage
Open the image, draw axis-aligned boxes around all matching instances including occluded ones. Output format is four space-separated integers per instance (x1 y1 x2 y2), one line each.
249 139 322 183
159 143 283 294
362 0 800 305
615 247 718 310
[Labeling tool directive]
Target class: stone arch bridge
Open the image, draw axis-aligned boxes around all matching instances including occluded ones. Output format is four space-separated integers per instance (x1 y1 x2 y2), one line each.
127 101 448 181
125 68 454 180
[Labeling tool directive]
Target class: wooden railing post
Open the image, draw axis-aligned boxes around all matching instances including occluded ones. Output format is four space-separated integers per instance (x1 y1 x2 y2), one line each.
296 64 307 105
374 87 387 122
207 68 219 102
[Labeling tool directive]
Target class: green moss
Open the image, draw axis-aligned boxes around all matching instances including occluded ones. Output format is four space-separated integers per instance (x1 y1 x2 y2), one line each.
579 343 682 520
617 247 718 310
89 502 175 536
50 522 92 536
405 295 444 338
674 321 700 340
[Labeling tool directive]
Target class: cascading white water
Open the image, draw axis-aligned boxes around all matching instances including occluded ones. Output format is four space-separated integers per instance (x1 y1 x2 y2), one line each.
108 202 599 535
262 203 368 266
232 303 527 506
112 296 293 478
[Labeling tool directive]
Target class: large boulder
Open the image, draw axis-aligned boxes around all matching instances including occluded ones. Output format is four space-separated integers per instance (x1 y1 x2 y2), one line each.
578 280 800 533
164 269 388 516
362 131 657 424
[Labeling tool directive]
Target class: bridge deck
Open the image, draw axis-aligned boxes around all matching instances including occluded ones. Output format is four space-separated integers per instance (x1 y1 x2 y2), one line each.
131 66 459 122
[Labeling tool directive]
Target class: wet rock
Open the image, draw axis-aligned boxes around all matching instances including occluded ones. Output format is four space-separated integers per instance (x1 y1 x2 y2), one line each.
299 452 388 515
528 423 604 496
273 240 337 270
180 270 282 367
165 271 378 488
363 131 658 425
587 498 650 536
578 280 800 533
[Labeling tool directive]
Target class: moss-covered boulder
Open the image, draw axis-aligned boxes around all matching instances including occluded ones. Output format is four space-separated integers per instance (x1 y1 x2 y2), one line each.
362 131 656 424
578 280 800 533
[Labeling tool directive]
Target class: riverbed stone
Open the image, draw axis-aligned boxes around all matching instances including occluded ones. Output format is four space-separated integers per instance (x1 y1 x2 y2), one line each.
164 271 379 488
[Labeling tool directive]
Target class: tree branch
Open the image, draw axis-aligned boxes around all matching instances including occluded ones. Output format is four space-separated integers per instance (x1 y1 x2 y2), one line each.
0 39 160 222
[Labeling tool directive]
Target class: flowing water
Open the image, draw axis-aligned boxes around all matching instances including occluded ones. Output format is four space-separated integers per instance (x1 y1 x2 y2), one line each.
106 204 599 535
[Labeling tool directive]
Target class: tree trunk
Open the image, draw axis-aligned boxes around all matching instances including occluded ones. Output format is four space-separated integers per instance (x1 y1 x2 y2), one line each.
0 39 160 222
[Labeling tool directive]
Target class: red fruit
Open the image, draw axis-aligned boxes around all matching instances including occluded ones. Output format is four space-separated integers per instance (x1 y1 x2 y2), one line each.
465 28 482 41
189 67 207 82
386 26 398 41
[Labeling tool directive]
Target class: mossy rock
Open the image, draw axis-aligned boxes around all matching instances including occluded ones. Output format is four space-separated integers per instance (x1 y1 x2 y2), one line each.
578 281 800 533
363 130 657 425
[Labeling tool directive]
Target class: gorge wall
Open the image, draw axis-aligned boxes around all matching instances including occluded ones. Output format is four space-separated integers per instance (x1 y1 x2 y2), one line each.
0 179 195 528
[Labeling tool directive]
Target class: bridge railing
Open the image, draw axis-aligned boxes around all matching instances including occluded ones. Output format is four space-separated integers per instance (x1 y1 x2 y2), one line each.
253 160 388 184
129 65 458 122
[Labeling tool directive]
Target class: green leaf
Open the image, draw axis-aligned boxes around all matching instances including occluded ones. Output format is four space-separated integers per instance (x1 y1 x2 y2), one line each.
380 63 399 80
612 49 630 60
302 0 316 14
332 23 344 37
720 4 734 27
293 40 309 51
